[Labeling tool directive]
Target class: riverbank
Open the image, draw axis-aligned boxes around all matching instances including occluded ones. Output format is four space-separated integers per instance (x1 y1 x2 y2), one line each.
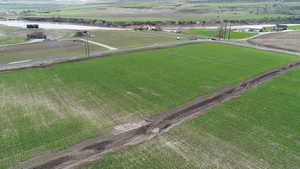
21 15 300 28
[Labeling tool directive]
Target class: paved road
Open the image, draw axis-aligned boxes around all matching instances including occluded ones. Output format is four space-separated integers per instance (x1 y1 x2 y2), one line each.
1 39 300 72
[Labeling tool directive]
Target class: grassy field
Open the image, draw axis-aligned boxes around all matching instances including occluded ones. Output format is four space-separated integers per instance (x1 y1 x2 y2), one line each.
288 25 300 30
184 29 256 39
33 0 300 22
0 44 103 65
89 30 190 48
0 29 191 65
0 43 299 169
0 26 27 45
81 62 300 169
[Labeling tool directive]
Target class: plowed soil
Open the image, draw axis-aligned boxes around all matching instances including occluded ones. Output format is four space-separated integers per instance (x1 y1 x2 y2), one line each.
249 31 300 52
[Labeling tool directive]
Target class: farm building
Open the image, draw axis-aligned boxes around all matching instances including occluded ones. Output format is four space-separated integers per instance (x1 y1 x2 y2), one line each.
27 32 47 39
73 30 90 37
273 24 288 31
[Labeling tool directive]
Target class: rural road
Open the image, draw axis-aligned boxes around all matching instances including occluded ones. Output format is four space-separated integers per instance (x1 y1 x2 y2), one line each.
1 39 300 72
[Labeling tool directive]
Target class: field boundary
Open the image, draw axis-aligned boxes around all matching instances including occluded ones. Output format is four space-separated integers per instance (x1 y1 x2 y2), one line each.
16 60 300 169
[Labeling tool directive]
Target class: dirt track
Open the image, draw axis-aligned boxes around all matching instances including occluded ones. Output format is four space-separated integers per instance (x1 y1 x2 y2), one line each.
15 61 300 169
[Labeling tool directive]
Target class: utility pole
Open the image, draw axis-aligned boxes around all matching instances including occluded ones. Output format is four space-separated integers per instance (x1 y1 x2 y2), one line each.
224 22 228 40
228 23 232 40
86 32 90 57
83 31 90 57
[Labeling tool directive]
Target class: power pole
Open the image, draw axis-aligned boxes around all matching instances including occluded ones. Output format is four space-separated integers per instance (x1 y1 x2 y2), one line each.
83 31 90 57
86 32 90 57
217 23 224 40
228 23 232 40
224 23 228 40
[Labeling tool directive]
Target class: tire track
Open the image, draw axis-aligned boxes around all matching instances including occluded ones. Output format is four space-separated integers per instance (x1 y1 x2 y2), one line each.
17 61 300 169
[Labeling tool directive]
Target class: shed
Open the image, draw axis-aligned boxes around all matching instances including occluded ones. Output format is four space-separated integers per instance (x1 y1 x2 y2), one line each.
27 32 47 39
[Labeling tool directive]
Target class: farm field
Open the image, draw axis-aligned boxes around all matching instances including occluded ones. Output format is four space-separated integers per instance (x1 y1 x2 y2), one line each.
288 25 300 30
0 41 103 64
1 42 299 169
80 64 300 169
0 26 27 45
89 30 190 48
249 31 300 52
184 29 256 39
31 1 300 22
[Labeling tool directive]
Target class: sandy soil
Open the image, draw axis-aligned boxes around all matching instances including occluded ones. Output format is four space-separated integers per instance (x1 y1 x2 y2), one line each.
249 31 300 52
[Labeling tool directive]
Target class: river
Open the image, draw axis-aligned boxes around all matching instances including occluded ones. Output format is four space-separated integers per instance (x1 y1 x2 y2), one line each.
0 20 128 30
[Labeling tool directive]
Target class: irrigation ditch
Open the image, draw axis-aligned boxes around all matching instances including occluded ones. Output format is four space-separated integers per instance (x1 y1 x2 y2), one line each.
15 60 300 169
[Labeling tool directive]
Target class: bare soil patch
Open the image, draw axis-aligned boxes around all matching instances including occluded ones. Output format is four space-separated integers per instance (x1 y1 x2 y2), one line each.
249 31 300 52
15 61 300 169
0 40 82 52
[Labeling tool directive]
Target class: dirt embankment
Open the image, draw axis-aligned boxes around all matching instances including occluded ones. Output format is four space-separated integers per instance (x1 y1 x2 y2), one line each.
248 31 300 52
16 61 300 169
22 16 300 28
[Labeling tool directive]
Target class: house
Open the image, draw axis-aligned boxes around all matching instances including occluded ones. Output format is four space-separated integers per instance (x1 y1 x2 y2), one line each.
273 24 288 31
73 30 90 37
27 32 47 39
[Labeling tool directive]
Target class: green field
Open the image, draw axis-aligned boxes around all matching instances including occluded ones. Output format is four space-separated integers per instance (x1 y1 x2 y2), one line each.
0 43 299 169
288 25 300 30
34 0 299 22
89 30 190 48
0 26 27 45
0 44 103 65
184 29 256 39
81 63 300 169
